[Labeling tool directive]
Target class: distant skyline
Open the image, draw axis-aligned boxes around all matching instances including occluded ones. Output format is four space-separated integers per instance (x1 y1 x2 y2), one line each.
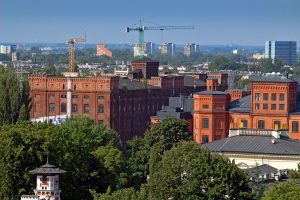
0 0 299 45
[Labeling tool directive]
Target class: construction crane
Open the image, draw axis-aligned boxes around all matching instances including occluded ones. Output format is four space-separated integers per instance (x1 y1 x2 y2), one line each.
67 37 86 72
126 20 194 57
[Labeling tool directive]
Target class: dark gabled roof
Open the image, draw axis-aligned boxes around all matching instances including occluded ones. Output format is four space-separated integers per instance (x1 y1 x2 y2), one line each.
119 78 160 90
184 76 206 87
229 95 251 113
244 164 278 177
29 163 66 175
202 135 300 156
250 75 296 83
195 90 228 95
131 57 158 63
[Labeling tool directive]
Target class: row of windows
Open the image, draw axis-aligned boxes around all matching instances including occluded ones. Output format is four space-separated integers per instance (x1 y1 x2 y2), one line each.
255 93 285 101
255 103 285 110
49 103 104 114
238 119 299 132
50 94 105 100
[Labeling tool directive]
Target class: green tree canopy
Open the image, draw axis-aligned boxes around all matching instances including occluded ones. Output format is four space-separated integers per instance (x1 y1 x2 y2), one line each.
147 141 252 200
126 118 192 188
0 117 122 200
262 181 300 200
0 65 29 125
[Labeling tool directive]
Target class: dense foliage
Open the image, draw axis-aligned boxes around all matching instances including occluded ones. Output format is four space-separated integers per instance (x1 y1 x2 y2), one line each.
126 118 192 188
262 181 300 200
0 65 30 125
95 142 253 200
0 117 121 200
148 141 252 200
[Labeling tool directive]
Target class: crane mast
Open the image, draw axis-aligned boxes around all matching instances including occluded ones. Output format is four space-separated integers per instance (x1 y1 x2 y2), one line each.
67 37 86 72
126 21 194 57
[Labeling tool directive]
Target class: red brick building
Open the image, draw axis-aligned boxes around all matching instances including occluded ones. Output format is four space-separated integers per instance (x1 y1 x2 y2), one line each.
193 75 300 143
193 89 230 144
29 58 209 141
29 74 170 141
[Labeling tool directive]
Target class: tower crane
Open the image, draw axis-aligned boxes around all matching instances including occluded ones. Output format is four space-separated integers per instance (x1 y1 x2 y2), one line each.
67 37 86 72
126 20 194 57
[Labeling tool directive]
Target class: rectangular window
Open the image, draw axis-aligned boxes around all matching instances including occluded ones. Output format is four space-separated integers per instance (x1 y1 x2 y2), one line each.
72 95 78 99
98 104 104 114
255 93 261 100
98 120 104 125
274 121 281 130
84 95 90 99
292 121 299 133
271 104 276 110
202 118 209 129
60 95 66 98
72 104 78 112
258 120 265 129
60 103 66 113
271 93 276 101
202 104 209 109
255 104 260 110
263 104 268 110
49 103 55 112
279 104 285 110
280 93 285 101
241 119 248 128
98 95 104 100
84 104 90 113
202 135 209 144
263 93 268 101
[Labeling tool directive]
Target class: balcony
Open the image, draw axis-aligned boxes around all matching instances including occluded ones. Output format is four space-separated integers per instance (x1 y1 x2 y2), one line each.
229 128 289 138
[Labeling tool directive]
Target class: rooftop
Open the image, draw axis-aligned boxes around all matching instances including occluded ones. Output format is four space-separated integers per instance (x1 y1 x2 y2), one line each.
229 95 251 113
195 90 228 95
131 57 158 63
184 76 206 87
202 134 300 156
250 75 296 83
244 164 278 177
119 78 160 90
29 163 66 175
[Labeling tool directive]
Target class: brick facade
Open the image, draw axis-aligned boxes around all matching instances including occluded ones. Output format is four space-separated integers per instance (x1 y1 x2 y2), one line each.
29 75 169 141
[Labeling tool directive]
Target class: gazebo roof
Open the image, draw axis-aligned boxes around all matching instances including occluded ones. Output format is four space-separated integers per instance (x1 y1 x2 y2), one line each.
29 163 66 175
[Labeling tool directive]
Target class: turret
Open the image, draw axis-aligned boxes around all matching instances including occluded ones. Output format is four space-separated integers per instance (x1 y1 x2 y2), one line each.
21 162 66 200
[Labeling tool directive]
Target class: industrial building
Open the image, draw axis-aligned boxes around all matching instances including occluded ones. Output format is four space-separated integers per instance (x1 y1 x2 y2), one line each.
29 57 206 141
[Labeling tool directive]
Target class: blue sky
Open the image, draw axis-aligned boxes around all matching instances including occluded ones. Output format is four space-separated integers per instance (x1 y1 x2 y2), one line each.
0 0 299 45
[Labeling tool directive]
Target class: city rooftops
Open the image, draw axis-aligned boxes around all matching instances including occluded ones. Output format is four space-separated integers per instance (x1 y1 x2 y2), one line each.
250 74 296 83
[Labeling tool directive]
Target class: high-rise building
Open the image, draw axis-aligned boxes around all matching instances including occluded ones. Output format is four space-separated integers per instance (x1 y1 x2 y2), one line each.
184 43 200 57
96 44 112 57
133 42 154 57
160 43 176 56
265 41 297 65
0 44 16 54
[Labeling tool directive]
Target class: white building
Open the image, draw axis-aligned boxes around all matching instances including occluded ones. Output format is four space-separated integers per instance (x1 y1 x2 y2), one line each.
203 128 300 170
21 162 66 200
0 44 16 54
